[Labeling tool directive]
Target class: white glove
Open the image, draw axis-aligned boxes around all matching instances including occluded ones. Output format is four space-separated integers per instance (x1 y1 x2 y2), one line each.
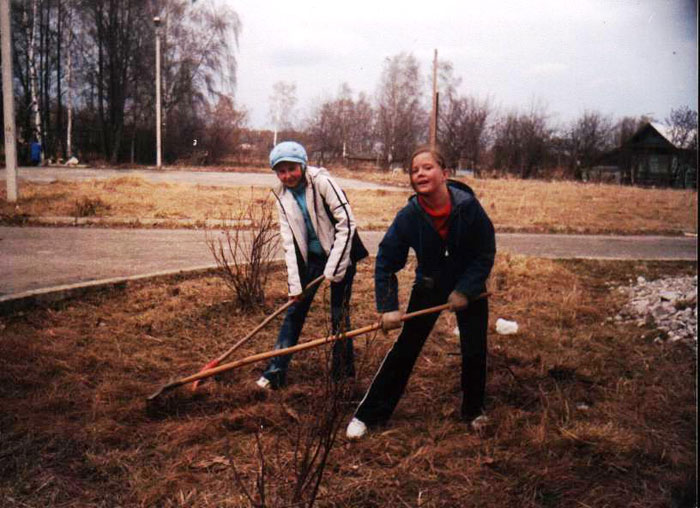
380 310 404 332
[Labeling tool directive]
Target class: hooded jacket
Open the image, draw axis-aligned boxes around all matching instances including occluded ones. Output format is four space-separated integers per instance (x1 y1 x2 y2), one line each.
272 166 357 295
375 179 496 312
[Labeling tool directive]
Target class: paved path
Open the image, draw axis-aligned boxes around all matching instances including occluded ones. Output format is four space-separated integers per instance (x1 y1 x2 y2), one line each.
0 167 402 192
1 227 695 301
1 167 696 306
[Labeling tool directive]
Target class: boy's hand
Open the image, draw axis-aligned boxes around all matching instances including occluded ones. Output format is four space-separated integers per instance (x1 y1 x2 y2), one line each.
380 311 403 332
448 290 469 312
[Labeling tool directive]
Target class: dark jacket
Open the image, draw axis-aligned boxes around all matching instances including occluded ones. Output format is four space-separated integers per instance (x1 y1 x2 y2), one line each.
375 179 496 312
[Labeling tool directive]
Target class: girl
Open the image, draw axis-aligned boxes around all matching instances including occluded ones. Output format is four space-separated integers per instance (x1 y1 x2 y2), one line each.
258 141 367 389
347 145 496 438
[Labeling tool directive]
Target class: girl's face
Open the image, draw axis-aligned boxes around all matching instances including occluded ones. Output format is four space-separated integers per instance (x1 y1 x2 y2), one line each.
274 161 304 188
410 152 448 196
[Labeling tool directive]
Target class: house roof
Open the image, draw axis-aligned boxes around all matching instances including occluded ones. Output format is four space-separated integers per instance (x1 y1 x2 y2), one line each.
623 122 676 151
649 122 675 145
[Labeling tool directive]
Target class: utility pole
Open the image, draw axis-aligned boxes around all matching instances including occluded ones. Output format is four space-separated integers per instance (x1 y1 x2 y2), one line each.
273 112 278 147
429 49 438 149
154 16 162 169
1 0 18 202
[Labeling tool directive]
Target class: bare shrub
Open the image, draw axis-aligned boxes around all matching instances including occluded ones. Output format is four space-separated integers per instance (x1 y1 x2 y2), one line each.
231 379 353 506
0 211 30 225
207 192 280 311
72 196 110 217
229 286 380 507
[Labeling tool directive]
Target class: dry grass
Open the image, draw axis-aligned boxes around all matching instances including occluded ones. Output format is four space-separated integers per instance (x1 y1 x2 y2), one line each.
470 177 697 235
1 172 697 234
333 165 698 234
0 177 272 223
0 256 696 507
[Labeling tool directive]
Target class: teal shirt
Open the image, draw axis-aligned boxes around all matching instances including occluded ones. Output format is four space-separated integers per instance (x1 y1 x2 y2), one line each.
290 182 324 256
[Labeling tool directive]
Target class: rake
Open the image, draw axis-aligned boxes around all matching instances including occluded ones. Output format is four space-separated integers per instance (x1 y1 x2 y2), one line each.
190 275 325 391
147 293 488 401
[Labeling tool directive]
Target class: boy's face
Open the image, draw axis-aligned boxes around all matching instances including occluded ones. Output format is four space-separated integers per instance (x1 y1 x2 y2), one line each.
274 161 304 188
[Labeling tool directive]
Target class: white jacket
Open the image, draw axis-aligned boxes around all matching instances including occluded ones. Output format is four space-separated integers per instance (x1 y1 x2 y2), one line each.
272 166 357 296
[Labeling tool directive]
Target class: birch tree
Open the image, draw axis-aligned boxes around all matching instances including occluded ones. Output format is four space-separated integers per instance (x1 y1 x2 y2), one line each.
65 0 74 158
269 81 297 146
24 0 43 162
375 52 425 167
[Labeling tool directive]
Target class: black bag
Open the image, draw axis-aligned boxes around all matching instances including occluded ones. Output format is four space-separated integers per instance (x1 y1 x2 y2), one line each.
349 229 369 263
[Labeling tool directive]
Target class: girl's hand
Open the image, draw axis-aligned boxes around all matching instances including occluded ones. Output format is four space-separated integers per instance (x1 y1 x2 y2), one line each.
380 311 403 332
448 291 469 312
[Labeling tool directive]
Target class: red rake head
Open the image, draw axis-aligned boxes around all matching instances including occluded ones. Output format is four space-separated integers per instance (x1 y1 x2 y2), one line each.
190 359 220 391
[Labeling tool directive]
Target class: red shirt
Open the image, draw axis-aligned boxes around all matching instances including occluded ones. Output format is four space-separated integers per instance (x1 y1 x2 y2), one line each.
418 195 452 240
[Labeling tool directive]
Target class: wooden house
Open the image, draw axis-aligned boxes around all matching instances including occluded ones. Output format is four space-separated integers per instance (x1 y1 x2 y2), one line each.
591 123 697 188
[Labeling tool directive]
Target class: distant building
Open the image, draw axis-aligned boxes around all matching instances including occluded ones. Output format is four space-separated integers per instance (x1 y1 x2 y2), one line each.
342 152 384 170
591 123 697 188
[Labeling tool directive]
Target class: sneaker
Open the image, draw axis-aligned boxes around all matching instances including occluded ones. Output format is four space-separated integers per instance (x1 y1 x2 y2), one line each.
255 376 271 389
345 417 367 439
470 414 490 431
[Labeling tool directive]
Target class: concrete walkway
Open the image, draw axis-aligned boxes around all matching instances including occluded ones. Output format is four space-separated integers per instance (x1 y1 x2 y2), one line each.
1 226 695 308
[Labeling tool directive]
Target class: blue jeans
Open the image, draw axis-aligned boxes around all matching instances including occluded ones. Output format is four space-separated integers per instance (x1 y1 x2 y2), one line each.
262 253 356 387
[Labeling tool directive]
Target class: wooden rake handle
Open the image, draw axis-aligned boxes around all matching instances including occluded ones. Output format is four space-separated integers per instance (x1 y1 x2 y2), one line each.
189 275 325 392
147 293 488 401
213 275 325 366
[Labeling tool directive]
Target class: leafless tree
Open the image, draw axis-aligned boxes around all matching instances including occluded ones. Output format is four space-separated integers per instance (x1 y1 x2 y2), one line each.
8 0 242 164
665 106 698 150
492 103 552 179
82 0 145 162
306 96 341 164
435 61 491 173
146 0 243 163
436 68 491 174
17 0 44 162
376 52 426 168
346 92 375 154
564 110 615 178
65 0 75 158
307 83 376 164
269 81 298 145
205 94 248 163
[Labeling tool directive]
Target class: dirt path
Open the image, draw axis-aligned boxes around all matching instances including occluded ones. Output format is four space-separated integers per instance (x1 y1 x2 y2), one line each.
1 226 695 304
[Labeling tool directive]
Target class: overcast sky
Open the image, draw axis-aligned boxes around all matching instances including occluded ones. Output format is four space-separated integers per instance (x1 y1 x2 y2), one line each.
225 0 698 130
